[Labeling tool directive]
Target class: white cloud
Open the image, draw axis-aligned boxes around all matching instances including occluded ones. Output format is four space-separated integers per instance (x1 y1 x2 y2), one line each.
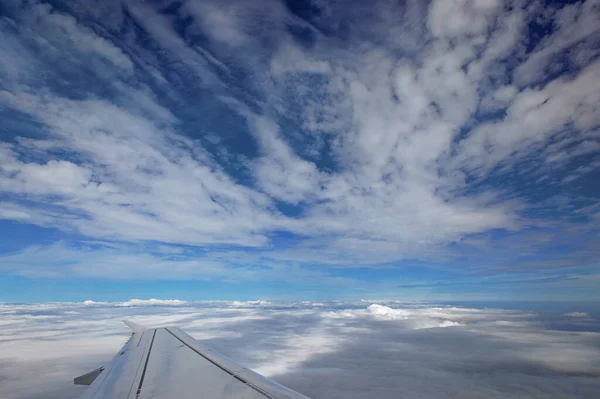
455 61 600 174
1 301 599 399
182 0 252 47
428 0 501 40
0 0 598 272
367 304 463 328
563 312 589 318
81 300 108 305
0 91 277 247
514 0 600 86
118 298 187 306
82 298 187 306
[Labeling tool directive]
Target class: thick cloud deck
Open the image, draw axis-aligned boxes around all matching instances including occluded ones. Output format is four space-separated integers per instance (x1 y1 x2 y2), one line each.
1 301 599 399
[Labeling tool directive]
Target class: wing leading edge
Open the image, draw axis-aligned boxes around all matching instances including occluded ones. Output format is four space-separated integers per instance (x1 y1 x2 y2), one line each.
75 321 311 399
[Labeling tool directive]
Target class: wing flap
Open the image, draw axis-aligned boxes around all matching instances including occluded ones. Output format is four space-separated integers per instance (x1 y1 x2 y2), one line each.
74 366 104 386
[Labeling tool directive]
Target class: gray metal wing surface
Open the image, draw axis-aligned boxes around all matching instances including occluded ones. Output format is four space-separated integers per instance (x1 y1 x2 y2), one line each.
75 321 311 399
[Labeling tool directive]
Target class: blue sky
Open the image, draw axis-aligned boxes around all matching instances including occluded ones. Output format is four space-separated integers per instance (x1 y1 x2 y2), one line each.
0 0 598 302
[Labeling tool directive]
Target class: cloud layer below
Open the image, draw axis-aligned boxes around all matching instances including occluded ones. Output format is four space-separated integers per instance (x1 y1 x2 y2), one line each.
1 300 599 399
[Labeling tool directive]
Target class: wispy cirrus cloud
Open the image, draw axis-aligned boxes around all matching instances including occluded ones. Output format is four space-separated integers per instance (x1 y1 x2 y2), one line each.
0 0 598 297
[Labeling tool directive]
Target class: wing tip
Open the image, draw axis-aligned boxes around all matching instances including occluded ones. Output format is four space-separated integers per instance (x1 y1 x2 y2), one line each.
123 319 148 333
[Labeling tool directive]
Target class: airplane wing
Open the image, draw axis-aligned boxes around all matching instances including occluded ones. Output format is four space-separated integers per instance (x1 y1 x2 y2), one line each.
74 320 311 399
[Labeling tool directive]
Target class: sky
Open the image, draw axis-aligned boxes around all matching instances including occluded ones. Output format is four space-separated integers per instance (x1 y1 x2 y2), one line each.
0 0 599 302
1 300 600 399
